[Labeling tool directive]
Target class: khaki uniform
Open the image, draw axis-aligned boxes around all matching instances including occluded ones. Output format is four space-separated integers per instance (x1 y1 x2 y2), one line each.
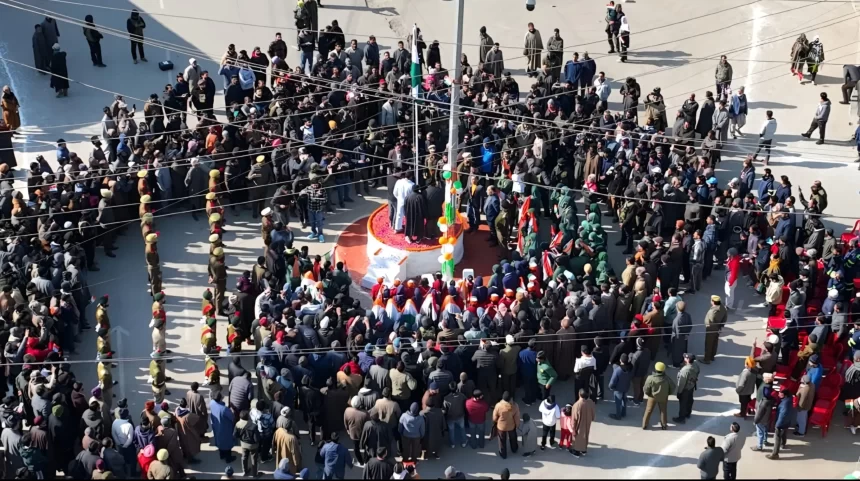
97 361 114 411
150 359 167 403
261 216 274 246
96 305 110 330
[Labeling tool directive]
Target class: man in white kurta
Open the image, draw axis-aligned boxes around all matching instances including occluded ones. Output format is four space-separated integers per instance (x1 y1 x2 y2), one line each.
392 174 415 232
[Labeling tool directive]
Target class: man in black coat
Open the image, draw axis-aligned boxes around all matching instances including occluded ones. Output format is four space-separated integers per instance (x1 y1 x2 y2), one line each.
362 446 394 479
404 185 426 242
424 179 444 238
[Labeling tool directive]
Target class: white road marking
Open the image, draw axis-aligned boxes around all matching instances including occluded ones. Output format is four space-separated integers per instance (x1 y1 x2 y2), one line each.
743 3 766 94
630 409 736 479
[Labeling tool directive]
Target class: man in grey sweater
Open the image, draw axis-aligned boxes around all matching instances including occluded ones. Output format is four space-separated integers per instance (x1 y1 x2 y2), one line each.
721 422 745 480
801 92 831 144
697 436 724 480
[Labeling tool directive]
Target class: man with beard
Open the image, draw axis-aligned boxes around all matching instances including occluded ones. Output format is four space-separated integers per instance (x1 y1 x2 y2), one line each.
404 185 427 243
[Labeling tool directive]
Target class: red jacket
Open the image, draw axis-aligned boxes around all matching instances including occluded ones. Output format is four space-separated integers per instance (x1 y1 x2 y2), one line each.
727 256 741 286
465 397 490 424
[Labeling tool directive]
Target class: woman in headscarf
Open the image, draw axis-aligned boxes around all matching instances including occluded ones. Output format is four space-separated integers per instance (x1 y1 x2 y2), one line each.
273 414 302 475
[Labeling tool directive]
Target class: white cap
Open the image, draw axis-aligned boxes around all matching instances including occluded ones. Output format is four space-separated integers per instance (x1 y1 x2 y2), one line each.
261 207 272 216
505 335 515 345
63 221 72 229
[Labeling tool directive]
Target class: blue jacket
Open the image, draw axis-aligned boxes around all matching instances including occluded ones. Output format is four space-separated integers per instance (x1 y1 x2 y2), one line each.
703 224 718 250
580 58 597 84
758 176 774 201
518 347 538 379
608 364 631 393
209 399 235 450
484 194 501 221
480 145 496 174
807 365 824 390
775 184 792 204
398 411 425 438
775 218 793 241
563 60 583 85
320 441 351 478
775 396 795 429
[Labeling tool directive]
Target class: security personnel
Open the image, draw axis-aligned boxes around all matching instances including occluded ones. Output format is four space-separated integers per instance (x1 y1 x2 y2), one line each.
201 316 218 355
96 327 113 361
209 213 223 237
205 192 223 219
97 360 116 411
141 212 155 240
139 194 152 219
208 169 222 194
226 313 242 353
261 207 274 247
210 247 228 315
95 295 111 330
145 233 161 291
137 169 151 197
209 233 222 256
149 357 169 403
203 355 222 398
201 289 214 317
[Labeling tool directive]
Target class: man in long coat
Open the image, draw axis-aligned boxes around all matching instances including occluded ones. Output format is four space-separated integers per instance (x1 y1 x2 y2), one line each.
555 317 577 380
478 27 494 70
392 172 414 233
570 389 596 457
523 23 543 76
273 417 302 475
184 158 208 220
185 382 209 435
545 29 564 80
174 402 202 463
404 185 426 242
485 43 505 80
32 25 52 72
209 393 235 462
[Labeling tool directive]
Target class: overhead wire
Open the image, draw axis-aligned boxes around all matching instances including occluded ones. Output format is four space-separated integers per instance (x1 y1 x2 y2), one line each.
2 0 857 163
9 306 829 367
4 52 858 228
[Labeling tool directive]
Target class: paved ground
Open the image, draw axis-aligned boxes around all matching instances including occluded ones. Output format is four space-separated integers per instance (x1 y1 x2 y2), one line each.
3 0 860 478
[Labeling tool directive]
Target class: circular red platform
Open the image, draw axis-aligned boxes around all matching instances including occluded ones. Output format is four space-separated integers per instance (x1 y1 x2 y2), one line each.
336 205 501 288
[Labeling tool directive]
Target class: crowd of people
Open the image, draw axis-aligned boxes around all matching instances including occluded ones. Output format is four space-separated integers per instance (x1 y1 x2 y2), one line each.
0 0 859 479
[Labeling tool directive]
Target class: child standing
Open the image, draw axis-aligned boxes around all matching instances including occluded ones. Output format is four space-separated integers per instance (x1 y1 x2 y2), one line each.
538 395 560 450
559 404 573 449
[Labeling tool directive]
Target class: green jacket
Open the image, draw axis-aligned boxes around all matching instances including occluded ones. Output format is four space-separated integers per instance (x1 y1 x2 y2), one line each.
644 371 676 403
537 361 558 387
676 362 700 393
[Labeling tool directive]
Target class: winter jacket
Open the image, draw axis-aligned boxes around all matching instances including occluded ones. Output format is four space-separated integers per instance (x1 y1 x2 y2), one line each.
643 371 675 403
721 432 745 463
608 364 631 393
492 400 520 431
814 100 831 122
398 411 425 438
537 361 558 387
735 368 755 396
538 400 560 427
697 447 725 479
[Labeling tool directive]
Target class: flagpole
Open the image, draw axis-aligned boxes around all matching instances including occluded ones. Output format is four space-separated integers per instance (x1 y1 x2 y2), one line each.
413 101 419 182
446 0 465 175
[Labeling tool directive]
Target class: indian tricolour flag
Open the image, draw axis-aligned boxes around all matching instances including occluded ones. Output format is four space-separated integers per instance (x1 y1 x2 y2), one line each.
410 24 422 99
